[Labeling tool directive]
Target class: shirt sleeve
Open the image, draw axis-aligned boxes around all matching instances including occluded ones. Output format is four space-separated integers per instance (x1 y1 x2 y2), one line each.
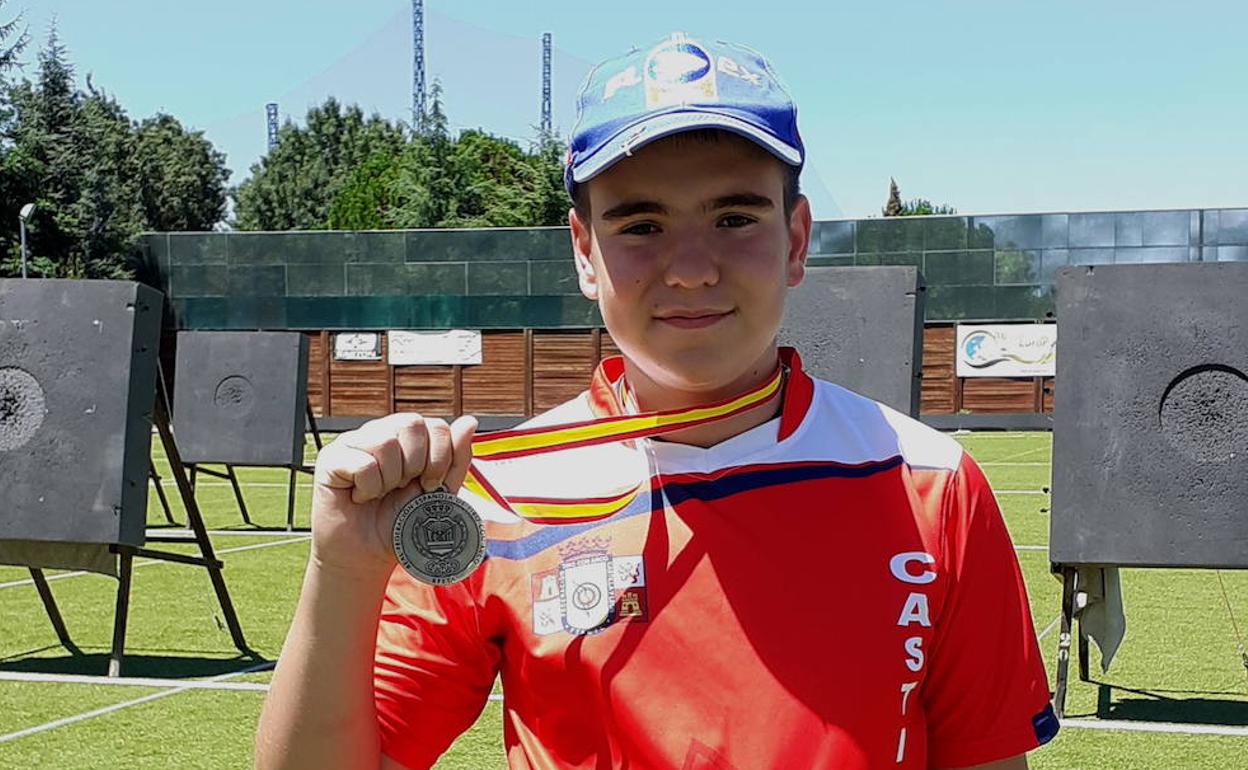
923 454 1060 769
373 566 502 770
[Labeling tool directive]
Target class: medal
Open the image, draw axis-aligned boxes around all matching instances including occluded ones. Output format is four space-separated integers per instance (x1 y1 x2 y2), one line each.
392 352 793 585
392 488 486 585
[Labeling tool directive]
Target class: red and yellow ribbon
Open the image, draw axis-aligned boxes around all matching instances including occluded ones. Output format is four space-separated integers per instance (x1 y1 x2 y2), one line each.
462 365 784 524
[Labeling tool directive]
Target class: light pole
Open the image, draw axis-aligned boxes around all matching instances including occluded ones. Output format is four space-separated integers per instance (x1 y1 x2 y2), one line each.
18 203 35 279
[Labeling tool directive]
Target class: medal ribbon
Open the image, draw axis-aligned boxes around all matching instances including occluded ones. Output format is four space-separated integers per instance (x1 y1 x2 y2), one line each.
461 362 784 524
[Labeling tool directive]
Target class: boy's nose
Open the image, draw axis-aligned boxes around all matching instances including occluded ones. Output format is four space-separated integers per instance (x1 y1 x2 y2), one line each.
663 236 720 288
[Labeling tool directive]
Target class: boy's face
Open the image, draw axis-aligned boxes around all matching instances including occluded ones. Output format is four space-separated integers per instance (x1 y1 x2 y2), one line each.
570 133 811 395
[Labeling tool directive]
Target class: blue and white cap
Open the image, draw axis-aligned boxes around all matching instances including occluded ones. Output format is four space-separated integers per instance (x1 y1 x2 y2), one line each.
565 33 803 195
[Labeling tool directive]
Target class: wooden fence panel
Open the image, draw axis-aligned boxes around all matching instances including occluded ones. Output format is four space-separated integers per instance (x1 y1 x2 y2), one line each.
394 366 455 416
920 325 955 415
533 331 599 412
329 334 390 417
960 377 1037 413
306 332 326 416
462 331 527 416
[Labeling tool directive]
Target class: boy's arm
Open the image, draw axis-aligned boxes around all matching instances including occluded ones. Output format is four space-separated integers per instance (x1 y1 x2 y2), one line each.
255 413 478 770
256 558 393 769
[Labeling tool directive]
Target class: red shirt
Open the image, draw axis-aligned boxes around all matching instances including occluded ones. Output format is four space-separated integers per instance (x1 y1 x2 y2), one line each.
374 350 1058 769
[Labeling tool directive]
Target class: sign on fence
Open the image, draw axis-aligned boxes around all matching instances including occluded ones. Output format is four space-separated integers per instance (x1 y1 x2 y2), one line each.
387 330 483 366
955 323 1056 377
334 332 382 361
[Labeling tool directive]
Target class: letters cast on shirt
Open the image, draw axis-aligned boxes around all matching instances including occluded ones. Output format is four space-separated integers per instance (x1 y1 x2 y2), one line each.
890 551 936 764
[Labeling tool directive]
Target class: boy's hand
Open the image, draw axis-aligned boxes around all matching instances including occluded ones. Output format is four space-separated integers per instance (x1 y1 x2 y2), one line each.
308 413 478 579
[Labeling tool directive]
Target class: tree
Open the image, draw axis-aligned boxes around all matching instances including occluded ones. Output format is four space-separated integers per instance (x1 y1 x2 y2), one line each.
134 113 230 231
0 2 31 274
246 79 570 232
1 25 86 277
882 177 956 217
232 97 406 230
67 83 145 278
883 177 903 216
0 26 230 278
327 151 401 229
0 1 25 75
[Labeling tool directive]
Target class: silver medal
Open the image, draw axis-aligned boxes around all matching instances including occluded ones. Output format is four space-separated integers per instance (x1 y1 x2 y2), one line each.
392 489 486 585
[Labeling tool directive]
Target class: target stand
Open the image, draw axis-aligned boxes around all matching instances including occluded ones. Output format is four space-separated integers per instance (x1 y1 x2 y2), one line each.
778 266 925 417
184 401 322 531
1050 263 1248 719
1 279 252 677
173 332 319 531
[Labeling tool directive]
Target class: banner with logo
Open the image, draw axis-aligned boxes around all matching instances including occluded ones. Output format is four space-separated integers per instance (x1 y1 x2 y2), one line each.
956 324 1057 378
387 330 482 366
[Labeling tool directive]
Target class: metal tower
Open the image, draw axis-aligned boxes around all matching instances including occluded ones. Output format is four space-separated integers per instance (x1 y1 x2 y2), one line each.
541 32 552 136
265 103 279 151
412 0 426 128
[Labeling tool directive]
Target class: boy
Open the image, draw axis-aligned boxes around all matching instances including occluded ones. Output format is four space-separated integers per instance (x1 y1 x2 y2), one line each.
256 32 1058 770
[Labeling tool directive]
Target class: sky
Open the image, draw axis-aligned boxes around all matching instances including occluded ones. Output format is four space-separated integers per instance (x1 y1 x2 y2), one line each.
17 0 1248 220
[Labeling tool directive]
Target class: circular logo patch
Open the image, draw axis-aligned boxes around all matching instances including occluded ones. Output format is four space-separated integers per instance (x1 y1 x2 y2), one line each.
646 41 712 85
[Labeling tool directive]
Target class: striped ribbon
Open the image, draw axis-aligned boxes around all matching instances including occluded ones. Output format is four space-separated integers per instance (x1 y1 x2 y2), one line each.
461 364 784 524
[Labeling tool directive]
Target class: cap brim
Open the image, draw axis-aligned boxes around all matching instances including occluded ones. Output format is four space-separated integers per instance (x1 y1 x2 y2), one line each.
571 109 802 185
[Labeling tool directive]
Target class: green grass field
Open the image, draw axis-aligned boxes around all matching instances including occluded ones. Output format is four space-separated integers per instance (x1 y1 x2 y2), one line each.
2 432 1247 768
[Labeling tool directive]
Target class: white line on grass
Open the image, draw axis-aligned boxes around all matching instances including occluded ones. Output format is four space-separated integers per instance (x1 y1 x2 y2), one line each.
990 446 1052 464
0 661 274 745
142 531 309 536
997 490 1048 496
980 462 1048 467
0 668 504 702
0 536 310 591
1036 614 1062 641
1059 718 1248 737
1015 545 1048 552
144 529 311 539
0 671 270 692
156 481 312 489
952 432 1047 439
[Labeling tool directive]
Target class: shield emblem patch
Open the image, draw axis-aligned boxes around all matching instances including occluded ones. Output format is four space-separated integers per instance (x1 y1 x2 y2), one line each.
560 555 614 634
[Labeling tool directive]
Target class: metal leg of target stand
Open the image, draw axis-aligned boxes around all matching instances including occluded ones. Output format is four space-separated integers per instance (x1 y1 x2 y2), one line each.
1053 565 1077 719
226 465 252 526
108 550 135 678
153 396 250 659
1079 624 1090 682
149 462 178 525
30 568 80 655
306 401 324 451
286 467 298 531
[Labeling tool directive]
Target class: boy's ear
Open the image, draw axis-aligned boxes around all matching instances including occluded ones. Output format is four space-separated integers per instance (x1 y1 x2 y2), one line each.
569 207 599 301
786 194 812 288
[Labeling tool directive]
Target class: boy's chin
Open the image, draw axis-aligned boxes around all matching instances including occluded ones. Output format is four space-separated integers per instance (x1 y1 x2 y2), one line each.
639 354 759 394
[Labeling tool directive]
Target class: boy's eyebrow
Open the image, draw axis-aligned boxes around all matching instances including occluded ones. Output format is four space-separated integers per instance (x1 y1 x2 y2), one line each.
599 193 774 220
707 193 774 211
600 200 667 220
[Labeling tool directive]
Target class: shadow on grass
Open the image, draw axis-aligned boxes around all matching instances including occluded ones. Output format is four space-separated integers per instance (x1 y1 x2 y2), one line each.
0 651 269 679
1106 697 1248 725
1093 681 1248 725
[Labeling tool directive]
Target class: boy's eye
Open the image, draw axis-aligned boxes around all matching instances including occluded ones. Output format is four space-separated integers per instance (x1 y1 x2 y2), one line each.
719 214 756 228
620 222 660 236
